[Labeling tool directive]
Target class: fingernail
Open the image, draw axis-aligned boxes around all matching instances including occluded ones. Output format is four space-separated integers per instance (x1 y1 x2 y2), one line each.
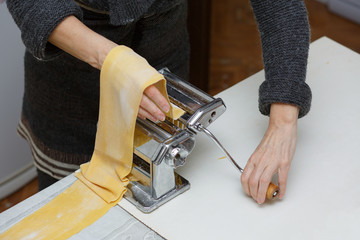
162 105 170 113
147 115 157 122
158 114 165 121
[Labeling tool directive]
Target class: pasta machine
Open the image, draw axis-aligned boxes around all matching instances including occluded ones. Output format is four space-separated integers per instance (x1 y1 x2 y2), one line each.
124 68 226 213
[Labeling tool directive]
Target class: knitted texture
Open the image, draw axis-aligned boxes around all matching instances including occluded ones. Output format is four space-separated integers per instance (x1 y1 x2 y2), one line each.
7 0 83 60
250 0 311 117
7 1 189 178
6 0 183 59
6 0 311 177
108 0 155 25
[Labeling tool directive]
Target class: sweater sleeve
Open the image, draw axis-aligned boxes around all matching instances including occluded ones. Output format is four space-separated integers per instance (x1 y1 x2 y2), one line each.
250 0 312 118
6 0 83 60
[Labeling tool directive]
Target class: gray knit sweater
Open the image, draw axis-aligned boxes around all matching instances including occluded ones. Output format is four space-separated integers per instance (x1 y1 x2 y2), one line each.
6 0 311 178
7 0 312 116
251 0 311 118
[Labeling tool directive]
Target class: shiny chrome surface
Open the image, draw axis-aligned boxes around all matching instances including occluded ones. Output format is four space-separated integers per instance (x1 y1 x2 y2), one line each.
126 68 227 213
124 172 190 213
134 118 195 199
160 68 214 114
187 98 226 131
196 124 244 173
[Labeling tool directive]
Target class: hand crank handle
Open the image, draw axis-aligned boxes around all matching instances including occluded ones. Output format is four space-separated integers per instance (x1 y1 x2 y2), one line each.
266 182 279 200
197 124 279 200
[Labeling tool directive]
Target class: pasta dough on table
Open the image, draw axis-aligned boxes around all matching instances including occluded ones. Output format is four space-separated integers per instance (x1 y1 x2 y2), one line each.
0 46 179 239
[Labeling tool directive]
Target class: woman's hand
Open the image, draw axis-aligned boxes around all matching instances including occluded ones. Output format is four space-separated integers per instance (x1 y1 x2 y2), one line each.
241 103 299 204
138 85 170 122
49 16 169 122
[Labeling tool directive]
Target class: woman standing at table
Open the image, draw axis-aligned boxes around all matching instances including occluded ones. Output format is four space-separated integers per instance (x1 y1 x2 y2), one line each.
6 0 311 204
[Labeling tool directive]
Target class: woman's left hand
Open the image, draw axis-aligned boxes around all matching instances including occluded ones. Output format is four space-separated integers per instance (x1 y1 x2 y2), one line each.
138 84 170 122
240 103 299 204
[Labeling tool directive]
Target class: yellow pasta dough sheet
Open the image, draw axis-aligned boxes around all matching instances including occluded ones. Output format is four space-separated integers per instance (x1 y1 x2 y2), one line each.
0 181 117 240
0 46 182 239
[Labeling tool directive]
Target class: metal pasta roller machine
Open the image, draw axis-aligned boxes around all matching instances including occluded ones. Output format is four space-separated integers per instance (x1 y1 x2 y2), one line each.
124 68 226 213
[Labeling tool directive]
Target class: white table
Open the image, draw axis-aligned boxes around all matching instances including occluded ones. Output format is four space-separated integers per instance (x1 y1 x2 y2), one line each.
1 37 360 239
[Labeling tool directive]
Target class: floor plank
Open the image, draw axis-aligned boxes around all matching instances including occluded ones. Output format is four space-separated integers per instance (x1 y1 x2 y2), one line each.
0 178 38 213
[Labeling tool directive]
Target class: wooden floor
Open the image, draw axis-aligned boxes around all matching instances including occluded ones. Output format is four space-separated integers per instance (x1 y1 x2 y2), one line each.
0 178 38 213
1 0 360 214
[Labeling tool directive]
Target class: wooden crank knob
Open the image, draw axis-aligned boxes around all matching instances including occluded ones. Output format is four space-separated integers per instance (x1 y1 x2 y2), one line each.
266 182 280 200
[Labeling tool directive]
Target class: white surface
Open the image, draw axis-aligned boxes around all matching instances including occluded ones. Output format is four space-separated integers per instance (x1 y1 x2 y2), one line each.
1 37 359 240
0 174 163 240
0 3 34 195
119 37 360 240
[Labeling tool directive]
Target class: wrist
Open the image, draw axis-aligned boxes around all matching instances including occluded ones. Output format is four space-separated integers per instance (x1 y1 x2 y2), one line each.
269 103 299 128
94 40 118 70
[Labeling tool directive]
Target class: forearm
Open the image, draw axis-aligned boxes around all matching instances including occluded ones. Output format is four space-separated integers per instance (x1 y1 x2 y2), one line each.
48 15 117 70
49 15 170 121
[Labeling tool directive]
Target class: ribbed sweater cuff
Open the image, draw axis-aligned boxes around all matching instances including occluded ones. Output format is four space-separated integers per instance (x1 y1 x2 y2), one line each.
20 0 83 60
259 80 312 118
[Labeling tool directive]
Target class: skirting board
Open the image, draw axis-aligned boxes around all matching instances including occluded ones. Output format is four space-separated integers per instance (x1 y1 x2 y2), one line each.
329 0 360 24
0 163 37 199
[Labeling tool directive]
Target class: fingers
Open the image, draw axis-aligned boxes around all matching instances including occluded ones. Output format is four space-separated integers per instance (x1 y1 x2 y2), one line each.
241 162 254 197
241 156 275 204
139 93 166 122
138 85 170 122
278 164 290 199
138 106 157 122
144 85 170 113
241 154 292 204
256 168 273 204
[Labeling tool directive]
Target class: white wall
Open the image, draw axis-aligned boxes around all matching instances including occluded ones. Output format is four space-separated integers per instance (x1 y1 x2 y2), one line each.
328 0 360 25
0 3 36 199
